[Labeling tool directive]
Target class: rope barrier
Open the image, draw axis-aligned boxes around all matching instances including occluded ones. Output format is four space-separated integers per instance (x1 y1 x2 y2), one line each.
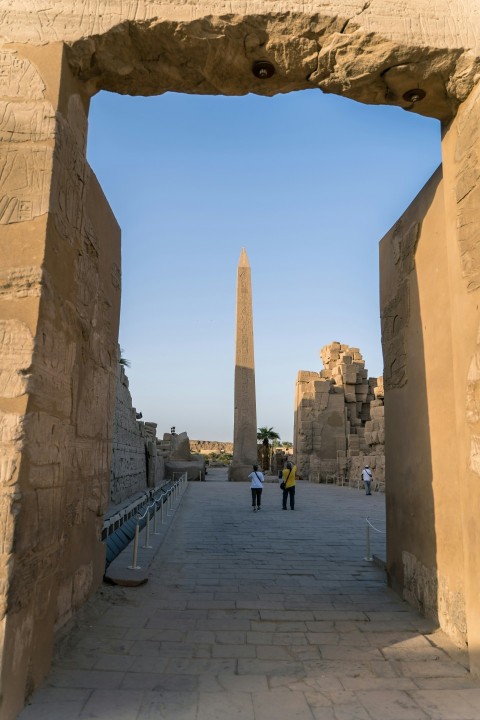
364 516 385 562
366 517 386 534
128 472 188 570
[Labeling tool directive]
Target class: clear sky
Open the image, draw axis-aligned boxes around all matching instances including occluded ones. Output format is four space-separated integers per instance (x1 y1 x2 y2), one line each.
87 89 441 443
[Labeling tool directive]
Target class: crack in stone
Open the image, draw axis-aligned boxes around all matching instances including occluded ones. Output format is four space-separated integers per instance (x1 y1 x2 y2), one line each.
340 1 372 34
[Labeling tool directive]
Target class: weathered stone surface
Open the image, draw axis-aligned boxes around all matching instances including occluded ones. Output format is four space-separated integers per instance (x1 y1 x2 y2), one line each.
230 248 257 482
1 2 479 121
295 343 385 489
170 431 192 461
1 3 480 716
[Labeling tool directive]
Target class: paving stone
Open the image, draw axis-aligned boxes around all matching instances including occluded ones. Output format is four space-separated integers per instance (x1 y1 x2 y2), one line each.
409 689 480 719
137 690 198 720
92 654 136 671
211 644 256 658
19 701 84 719
78 689 144 719
216 674 269 693
341 677 418 691
46 669 125 690
197 691 254 720
289 646 322 662
256 645 292 660
166 658 237 675
252 687 315 720
329 703 371 720
397 660 470 678
21 481 480 720
311 708 336 720
215 631 246 644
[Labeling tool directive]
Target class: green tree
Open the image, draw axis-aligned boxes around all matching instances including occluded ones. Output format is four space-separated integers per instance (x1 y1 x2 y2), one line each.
119 347 131 368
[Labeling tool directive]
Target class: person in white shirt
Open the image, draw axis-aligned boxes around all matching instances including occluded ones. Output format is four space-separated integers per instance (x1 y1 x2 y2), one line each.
248 464 264 511
362 465 373 495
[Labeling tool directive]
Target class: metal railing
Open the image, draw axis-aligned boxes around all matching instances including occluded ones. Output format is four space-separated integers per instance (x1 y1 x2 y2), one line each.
128 472 188 570
364 516 385 561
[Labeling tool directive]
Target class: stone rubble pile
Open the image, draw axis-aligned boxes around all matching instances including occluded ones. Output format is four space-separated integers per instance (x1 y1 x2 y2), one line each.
295 342 385 490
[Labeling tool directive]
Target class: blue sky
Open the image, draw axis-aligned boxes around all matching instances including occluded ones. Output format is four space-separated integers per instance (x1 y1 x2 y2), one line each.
87 89 441 442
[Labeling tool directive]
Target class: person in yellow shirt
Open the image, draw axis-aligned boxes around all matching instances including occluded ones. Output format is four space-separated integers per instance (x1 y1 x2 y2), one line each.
281 461 299 510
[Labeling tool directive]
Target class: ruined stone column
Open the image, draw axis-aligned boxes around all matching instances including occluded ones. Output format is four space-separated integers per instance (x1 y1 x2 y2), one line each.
229 248 257 481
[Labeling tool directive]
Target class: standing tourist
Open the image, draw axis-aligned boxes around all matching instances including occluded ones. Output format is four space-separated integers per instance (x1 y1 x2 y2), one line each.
362 465 373 495
249 464 264 512
281 461 299 511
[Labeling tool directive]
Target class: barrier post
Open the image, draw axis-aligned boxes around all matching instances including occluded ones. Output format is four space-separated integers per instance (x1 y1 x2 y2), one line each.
364 519 372 561
143 508 152 549
153 497 160 535
128 524 141 570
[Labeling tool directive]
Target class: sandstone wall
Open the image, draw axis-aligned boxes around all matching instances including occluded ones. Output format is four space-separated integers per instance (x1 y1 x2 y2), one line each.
441 83 480 673
1 4 480 712
380 166 466 648
110 363 164 506
0 45 121 718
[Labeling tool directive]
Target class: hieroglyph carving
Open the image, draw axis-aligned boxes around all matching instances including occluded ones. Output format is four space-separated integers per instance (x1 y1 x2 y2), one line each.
0 320 34 398
0 410 22 488
0 50 53 225
0 51 89 239
0 50 45 99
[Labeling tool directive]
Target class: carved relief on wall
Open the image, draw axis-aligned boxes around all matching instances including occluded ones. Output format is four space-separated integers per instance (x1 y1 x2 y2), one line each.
0 319 34 398
0 145 52 224
0 409 22 485
0 50 45 99
0 51 54 226
51 106 88 245
381 219 418 391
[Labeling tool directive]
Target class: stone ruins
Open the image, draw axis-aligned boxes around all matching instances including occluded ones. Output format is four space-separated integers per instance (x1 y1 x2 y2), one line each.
295 343 385 489
1 2 480 716
111 359 164 505
190 440 234 456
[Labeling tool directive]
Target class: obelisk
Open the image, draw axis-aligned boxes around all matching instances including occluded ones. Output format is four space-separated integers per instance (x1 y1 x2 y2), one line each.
229 248 258 481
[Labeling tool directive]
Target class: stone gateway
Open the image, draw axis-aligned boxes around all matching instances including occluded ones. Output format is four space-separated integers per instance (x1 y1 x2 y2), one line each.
1 2 480 717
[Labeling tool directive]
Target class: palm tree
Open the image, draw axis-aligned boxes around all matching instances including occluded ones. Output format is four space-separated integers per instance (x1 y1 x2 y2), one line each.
257 427 281 471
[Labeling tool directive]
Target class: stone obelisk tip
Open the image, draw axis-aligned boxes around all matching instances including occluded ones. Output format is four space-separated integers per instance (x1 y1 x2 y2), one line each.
239 247 250 268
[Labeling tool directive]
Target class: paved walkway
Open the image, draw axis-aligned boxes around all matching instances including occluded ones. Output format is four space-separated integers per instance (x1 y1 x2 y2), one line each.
21 475 480 719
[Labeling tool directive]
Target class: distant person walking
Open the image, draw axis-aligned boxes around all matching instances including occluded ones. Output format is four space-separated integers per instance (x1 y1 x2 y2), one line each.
281 461 299 510
249 464 264 512
362 465 373 495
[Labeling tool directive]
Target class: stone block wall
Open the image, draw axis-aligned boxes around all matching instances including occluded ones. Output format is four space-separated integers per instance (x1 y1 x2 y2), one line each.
380 166 468 650
294 343 385 489
110 362 164 506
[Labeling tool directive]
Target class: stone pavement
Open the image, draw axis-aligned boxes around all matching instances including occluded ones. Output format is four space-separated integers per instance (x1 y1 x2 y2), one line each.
20 474 480 719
